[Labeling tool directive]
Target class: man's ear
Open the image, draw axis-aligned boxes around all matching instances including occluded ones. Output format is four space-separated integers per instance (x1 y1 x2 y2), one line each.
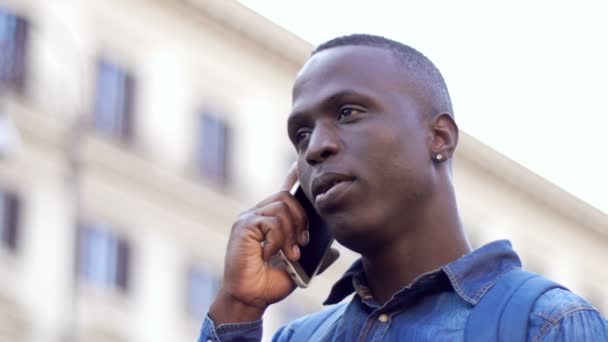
430 113 458 161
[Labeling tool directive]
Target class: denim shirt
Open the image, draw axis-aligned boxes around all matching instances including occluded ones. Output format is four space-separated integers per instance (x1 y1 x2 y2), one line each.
199 240 608 341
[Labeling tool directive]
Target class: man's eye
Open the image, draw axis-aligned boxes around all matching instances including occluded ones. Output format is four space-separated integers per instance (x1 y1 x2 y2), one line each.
338 106 362 120
295 130 311 144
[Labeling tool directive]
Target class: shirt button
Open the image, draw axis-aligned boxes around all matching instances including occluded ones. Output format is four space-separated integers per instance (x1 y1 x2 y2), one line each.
378 314 389 323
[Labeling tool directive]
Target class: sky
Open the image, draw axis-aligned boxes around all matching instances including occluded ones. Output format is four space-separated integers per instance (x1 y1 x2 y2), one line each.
238 0 608 215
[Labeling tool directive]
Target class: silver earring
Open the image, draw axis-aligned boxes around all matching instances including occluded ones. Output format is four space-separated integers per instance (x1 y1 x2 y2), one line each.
435 154 443 161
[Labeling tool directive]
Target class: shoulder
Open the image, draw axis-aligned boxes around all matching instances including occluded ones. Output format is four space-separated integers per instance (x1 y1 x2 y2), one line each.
532 288 597 322
528 288 608 341
272 302 348 342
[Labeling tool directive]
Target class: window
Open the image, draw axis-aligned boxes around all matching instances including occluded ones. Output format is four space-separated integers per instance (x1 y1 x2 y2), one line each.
0 9 28 93
77 223 130 291
198 113 229 185
186 266 219 318
92 60 135 141
0 190 20 251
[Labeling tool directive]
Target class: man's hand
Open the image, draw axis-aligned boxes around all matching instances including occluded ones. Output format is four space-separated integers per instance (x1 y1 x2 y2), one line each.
209 164 313 324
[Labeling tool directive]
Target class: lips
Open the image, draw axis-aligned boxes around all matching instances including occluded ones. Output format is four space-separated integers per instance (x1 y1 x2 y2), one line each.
311 172 355 200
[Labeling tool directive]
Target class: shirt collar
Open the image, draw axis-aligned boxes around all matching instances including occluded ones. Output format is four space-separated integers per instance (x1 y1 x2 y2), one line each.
323 239 521 305
441 239 521 304
323 259 362 305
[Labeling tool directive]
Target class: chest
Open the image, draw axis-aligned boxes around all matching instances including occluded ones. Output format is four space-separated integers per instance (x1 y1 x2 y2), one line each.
328 292 471 342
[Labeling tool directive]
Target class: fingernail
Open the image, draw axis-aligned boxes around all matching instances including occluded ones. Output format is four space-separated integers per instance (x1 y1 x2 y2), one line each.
292 245 300 259
301 230 309 245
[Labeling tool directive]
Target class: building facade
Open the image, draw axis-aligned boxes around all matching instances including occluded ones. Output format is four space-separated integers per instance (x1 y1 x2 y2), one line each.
0 0 606 341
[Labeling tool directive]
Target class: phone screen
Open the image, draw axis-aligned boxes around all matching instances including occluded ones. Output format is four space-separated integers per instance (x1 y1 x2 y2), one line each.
293 185 334 279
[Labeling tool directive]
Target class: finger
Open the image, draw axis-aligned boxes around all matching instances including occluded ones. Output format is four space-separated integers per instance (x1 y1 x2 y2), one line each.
253 193 308 242
255 201 300 261
249 211 298 263
280 161 298 192
250 215 285 261
278 191 309 246
317 247 340 275
274 194 308 246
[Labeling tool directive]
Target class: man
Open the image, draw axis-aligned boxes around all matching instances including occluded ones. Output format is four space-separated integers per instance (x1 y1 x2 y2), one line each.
199 34 608 341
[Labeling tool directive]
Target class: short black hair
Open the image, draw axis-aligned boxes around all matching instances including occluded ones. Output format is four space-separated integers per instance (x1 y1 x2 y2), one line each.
313 34 453 117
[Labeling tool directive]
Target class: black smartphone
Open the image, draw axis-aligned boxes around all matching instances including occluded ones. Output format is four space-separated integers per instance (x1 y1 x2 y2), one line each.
277 181 334 287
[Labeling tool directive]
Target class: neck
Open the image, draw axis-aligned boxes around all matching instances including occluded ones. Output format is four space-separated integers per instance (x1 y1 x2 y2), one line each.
361 183 470 305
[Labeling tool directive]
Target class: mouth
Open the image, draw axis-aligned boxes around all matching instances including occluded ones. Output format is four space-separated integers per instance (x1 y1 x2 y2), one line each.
311 173 356 200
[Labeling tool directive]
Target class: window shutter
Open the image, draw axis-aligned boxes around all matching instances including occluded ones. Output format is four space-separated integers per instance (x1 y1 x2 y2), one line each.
93 60 136 142
0 191 20 251
12 15 27 92
200 114 229 185
0 11 28 92
4 192 19 250
121 73 135 141
116 238 130 291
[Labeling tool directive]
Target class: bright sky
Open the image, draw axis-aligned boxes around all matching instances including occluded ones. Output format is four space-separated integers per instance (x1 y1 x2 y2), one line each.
238 0 608 215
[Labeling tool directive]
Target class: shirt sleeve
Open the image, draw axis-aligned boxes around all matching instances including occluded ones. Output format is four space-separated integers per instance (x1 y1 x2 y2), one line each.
537 308 608 341
198 314 263 342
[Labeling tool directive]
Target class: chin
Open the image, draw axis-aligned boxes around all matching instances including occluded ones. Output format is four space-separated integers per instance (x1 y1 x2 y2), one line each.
327 213 378 254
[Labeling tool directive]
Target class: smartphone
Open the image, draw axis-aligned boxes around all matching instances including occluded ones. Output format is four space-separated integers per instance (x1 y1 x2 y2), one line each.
277 181 334 288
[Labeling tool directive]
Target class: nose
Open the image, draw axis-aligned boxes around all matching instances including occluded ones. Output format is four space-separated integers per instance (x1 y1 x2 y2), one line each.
304 123 340 165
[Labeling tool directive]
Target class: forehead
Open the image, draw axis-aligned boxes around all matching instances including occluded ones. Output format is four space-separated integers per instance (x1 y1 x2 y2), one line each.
292 46 420 120
291 46 416 113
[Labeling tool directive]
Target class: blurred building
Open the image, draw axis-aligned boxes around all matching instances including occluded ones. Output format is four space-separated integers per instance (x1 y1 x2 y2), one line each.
0 0 606 341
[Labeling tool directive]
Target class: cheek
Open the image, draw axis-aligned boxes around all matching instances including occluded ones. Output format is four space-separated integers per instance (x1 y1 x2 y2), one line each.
364 132 414 175
296 159 313 190
361 129 430 196
296 159 307 179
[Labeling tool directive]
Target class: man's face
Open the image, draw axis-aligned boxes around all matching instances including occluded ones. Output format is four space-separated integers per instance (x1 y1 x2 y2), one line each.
288 46 435 252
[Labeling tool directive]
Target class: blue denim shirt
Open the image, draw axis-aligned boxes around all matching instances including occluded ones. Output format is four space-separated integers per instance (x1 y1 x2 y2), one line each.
199 240 608 341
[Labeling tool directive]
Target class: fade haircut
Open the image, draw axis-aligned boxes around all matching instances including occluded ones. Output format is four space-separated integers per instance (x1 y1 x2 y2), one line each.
313 34 453 117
